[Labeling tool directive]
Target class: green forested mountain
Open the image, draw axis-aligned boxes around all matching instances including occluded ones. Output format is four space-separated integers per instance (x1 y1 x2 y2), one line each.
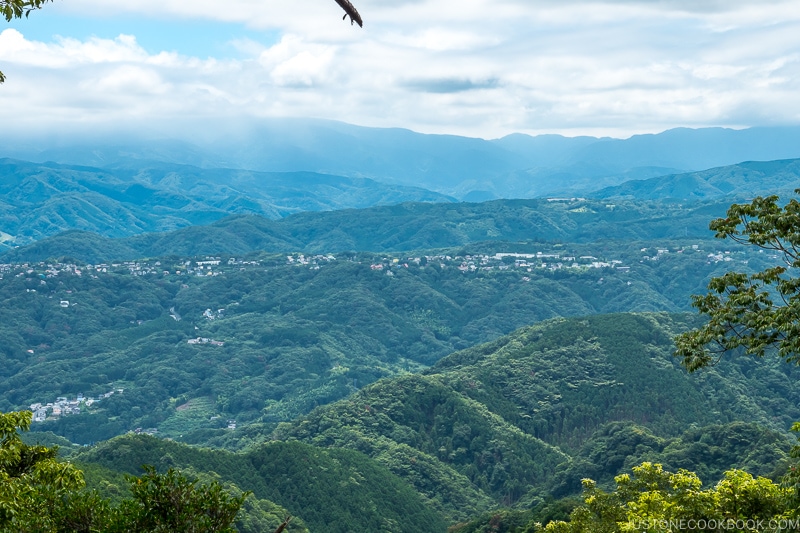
2 196 733 262
592 158 800 201
67 434 446 533
273 313 796 521
0 157 451 248
21 312 794 530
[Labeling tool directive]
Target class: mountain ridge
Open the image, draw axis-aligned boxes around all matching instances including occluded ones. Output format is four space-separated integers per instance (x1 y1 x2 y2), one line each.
1 196 737 262
591 158 800 201
6 121 800 199
271 313 797 517
0 157 453 248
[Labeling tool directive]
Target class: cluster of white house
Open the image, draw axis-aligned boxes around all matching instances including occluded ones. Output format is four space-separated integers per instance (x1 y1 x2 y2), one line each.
187 337 225 346
0 257 267 283
360 243 755 278
3 244 750 293
30 388 124 422
365 252 630 275
1 261 86 280
286 253 337 270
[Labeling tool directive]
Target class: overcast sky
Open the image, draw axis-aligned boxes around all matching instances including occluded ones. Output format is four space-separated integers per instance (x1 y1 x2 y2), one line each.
1 0 799 139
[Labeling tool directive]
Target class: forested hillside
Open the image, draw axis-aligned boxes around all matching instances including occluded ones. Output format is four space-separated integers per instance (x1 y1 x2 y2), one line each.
0 157 451 248
274 314 797 520
28 313 795 529
0 234 768 444
3 197 733 262
71 435 446 533
592 158 800 201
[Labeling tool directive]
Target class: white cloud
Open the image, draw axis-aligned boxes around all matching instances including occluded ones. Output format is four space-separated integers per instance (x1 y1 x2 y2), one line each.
1 0 800 138
87 65 169 94
259 36 337 87
0 29 172 68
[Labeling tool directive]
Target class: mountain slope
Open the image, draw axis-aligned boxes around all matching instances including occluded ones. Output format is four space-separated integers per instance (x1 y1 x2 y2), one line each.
74 434 447 533
36 314 800 531
429 313 800 448
46 312 797 527
274 373 568 519
273 313 797 515
592 158 800 201
0 158 452 247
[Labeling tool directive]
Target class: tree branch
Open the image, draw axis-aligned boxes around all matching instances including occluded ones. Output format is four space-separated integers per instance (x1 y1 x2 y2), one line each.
333 0 363 27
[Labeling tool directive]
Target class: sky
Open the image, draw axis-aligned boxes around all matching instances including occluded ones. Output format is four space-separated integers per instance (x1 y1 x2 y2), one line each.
0 0 799 140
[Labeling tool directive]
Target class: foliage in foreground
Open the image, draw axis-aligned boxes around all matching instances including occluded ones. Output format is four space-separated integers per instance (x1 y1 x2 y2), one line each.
675 189 800 371
1 0 52 83
536 462 793 533
0 410 249 532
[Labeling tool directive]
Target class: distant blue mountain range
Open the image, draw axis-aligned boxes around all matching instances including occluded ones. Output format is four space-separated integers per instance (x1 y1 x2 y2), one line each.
4 120 800 199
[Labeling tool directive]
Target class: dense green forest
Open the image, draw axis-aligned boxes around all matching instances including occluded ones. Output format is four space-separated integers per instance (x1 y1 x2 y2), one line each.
71 434 445 533
2 410 257 533
16 313 796 530
271 313 797 521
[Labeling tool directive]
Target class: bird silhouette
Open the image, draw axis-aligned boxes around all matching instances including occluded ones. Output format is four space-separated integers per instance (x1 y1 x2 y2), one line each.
334 0 363 27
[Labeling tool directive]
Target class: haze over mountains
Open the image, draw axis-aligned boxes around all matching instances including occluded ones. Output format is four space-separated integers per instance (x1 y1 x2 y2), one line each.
4 120 800 202
3 121 800 255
